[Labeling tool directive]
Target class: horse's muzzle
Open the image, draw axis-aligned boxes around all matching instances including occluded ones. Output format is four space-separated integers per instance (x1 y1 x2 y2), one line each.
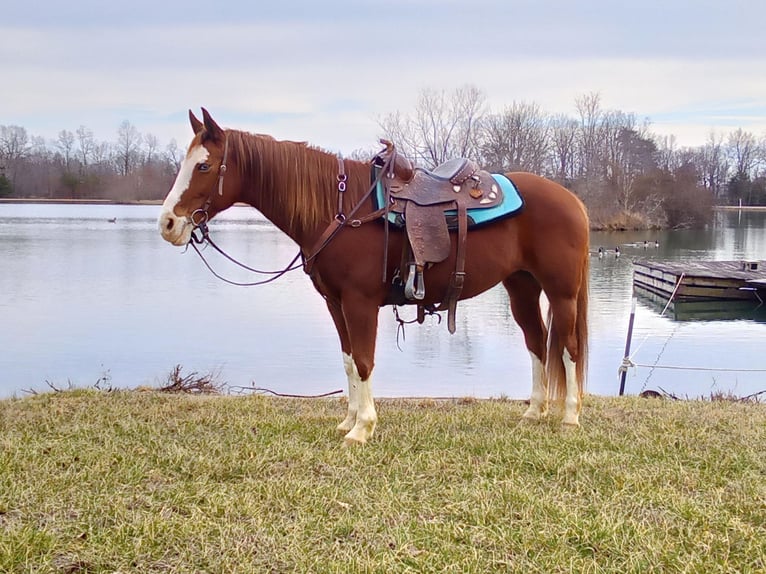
158 211 192 246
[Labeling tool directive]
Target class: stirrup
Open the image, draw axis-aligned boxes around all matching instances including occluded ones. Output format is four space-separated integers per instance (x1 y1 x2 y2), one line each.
403 264 425 300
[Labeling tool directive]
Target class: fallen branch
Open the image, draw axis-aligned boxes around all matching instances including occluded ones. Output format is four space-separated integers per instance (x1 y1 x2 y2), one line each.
228 385 343 398
159 365 224 395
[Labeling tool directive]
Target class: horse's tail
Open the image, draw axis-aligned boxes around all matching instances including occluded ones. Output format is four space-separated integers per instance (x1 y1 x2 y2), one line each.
575 249 590 392
547 243 590 402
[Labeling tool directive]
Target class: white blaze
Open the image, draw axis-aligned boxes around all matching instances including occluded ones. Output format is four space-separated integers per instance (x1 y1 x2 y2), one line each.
161 144 210 214
158 144 210 245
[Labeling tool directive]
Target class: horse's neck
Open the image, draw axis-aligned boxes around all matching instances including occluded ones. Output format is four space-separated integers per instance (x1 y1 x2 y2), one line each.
242 182 310 246
237 140 369 248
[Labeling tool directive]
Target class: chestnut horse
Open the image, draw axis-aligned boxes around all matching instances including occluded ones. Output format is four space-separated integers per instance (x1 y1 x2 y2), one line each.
158 109 590 445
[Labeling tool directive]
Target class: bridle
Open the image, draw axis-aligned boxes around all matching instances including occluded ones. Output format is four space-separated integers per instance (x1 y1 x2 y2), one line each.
188 135 229 245
185 135 397 287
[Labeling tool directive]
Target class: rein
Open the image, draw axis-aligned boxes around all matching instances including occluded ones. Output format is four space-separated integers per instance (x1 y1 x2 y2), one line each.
187 137 396 287
187 133 305 286
188 227 304 287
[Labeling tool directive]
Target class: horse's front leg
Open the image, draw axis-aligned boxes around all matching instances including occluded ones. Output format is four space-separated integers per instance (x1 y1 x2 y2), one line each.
337 353 358 433
339 295 379 446
324 300 358 433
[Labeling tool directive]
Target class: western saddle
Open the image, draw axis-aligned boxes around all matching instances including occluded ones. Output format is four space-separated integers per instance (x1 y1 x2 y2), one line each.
373 140 505 333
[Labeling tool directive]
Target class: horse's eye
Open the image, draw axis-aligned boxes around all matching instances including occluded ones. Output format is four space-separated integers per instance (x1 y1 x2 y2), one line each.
198 163 211 172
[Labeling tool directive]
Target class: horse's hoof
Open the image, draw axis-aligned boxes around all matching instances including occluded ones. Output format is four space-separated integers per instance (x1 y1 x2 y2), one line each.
521 407 548 422
343 422 375 446
336 422 354 434
562 421 580 431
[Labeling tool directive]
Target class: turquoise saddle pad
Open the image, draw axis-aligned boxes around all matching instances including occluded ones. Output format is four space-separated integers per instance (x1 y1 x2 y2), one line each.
373 173 524 228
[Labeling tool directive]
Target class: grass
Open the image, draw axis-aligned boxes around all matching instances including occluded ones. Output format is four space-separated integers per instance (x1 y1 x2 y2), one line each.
1 391 764 573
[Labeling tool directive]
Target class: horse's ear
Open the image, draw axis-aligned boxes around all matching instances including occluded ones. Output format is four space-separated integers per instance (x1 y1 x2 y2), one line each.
189 110 204 134
201 107 224 141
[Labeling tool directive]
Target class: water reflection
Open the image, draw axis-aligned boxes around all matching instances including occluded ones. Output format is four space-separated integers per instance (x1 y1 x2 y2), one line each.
1 203 765 400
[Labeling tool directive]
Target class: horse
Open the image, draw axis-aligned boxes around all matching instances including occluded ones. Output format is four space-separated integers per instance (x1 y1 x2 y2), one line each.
158 108 590 445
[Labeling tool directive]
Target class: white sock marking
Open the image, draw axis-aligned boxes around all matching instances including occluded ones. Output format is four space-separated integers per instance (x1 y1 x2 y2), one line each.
562 348 580 425
523 351 548 419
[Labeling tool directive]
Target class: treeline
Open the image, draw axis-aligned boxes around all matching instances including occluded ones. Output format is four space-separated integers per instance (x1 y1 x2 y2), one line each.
2 89 765 228
0 121 184 203
378 88 766 228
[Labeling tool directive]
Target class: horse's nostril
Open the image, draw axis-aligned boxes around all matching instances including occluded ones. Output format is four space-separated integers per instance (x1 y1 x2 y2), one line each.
165 218 174 231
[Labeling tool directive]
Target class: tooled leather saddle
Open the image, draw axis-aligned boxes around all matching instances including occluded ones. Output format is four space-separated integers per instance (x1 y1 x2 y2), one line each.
372 140 514 333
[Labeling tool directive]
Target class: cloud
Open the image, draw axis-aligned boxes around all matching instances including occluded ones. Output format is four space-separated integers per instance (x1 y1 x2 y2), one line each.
2 1 765 153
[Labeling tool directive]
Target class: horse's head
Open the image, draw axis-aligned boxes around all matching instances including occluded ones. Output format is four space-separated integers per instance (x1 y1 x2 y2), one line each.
158 108 239 246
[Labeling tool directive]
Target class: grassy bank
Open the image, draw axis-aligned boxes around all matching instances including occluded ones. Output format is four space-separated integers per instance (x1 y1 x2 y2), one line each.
1 391 764 573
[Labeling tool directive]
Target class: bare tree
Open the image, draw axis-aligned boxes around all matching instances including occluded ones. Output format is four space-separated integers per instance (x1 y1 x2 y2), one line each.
759 135 766 177
615 127 657 212
654 134 679 173
574 92 603 178
727 128 758 178
91 141 112 172
700 132 729 199
549 114 578 183
27 136 56 198
164 139 184 176
377 109 423 162
480 101 550 173
144 133 159 165
0 125 31 188
56 129 75 172
0 125 30 160
448 85 485 160
76 125 94 170
380 85 486 168
600 112 632 200
114 120 143 176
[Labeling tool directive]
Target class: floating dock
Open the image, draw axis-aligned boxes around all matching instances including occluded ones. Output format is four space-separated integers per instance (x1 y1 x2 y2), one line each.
632 260 766 301
633 287 766 322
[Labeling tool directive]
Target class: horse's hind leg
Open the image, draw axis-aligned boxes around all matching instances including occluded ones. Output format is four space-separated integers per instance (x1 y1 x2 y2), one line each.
503 272 548 421
547 294 583 427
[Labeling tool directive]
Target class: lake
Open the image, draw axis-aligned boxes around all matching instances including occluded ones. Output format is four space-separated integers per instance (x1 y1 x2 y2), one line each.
1 203 765 400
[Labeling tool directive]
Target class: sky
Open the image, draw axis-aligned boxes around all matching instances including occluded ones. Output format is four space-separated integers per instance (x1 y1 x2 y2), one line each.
2 0 765 156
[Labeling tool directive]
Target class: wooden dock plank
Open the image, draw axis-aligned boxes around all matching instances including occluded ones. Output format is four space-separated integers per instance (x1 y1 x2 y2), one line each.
633 284 766 321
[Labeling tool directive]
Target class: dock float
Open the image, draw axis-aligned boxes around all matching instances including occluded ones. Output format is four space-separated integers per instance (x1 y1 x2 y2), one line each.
632 260 766 301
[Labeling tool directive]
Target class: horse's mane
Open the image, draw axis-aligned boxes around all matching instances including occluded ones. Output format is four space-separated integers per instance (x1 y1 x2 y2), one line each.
227 129 367 234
